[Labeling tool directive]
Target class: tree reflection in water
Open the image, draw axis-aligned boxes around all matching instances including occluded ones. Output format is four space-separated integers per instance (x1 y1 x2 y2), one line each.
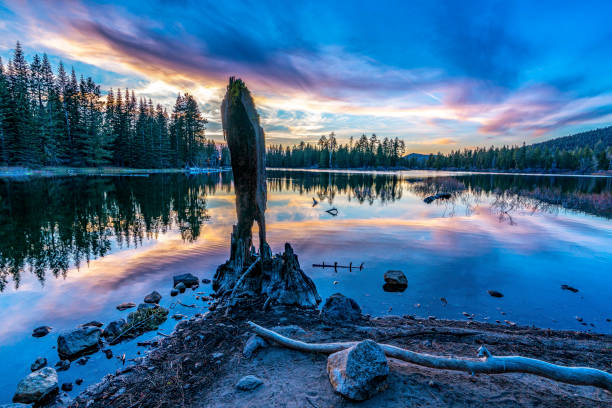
1 170 610 291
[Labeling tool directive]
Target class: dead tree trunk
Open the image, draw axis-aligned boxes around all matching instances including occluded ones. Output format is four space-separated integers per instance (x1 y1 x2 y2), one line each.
213 77 320 308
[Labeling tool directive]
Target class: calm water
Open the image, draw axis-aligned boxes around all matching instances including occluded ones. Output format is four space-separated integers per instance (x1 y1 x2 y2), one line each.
1 170 611 402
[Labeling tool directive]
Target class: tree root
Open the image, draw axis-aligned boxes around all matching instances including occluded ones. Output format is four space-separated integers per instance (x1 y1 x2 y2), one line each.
247 321 612 392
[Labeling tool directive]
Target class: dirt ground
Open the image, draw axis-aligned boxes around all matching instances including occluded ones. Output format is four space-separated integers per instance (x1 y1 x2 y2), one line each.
70 304 612 408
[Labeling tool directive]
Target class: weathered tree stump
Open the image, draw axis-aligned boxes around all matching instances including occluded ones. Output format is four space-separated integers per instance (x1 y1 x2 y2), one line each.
213 78 320 308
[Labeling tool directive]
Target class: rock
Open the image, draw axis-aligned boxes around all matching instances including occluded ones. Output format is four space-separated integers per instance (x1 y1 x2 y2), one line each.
80 321 103 328
561 284 579 293
202 278 211 284
57 327 102 359
144 291 162 304
327 340 389 401
173 273 199 288
61 382 73 392
321 293 362 323
137 303 156 311
383 270 407 287
32 326 52 338
30 357 47 372
170 289 179 296
243 335 268 358
212 352 223 359
175 282 186 293
116 302 136 311
236 375 263 391
76 357 88 365
13 367 59 404
75 378 83 385
102 319 127 340
270 325 306 337
55 360 70 371
172 314 186 320
576 316 583 322
487 290 504 298
103 349 113 359
440 297 447 305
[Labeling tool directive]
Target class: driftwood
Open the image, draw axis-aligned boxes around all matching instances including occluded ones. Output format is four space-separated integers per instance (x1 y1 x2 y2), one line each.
248 322 612 392
313 261 364 271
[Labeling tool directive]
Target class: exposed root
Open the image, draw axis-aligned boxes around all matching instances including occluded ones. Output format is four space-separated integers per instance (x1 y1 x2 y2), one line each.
248 321 612 392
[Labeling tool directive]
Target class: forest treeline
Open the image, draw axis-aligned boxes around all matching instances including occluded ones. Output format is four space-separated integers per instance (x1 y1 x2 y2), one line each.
0 42 230 168
268 128 612 172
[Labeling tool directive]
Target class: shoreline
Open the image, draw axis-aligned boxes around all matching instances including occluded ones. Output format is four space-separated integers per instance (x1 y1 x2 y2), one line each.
1 166 611 179
0 166 231 178
70 303 612 408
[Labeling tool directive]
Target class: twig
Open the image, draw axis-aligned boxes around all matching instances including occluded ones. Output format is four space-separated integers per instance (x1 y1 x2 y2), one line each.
248 321 612 392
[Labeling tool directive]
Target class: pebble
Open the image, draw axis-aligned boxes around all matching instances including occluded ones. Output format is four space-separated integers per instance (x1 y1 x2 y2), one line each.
202 278 211 284
76 357 88 366
576 316 583 322
116 302 136 311
487 290 504 298
236 375 263 391
30 357 47 371
103 349 113 359
32 326 52 338
55 360 70 371
170 289 179 296
75 378 83 385
212 352 223 360
61 382 73 392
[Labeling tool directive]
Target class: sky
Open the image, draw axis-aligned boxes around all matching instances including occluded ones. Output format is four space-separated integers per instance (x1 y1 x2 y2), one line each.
1 0 612 152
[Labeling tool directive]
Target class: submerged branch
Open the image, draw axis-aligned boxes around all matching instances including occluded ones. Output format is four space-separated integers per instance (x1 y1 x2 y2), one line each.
248 321 612 392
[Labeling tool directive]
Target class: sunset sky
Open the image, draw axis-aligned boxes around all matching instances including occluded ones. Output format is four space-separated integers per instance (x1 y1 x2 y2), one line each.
1 0 611 152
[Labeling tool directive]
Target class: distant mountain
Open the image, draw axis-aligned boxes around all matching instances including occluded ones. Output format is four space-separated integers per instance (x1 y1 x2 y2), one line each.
532 126 612 151
404 152 428 162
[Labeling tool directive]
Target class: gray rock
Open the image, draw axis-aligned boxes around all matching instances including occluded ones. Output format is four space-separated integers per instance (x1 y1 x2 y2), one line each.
137 303 156 311
57 327 102 358
173 273 199 288
116 302 136 311
384 270 407 286
32 326 52 338
144 291 162 304
236 375 263 391
80 321 103 328
30 357 47 371
321 293 362 323
13 367 59 404
61 382 73 392
243 335 268 358
55 360 70 371
175 282 186 293
327 340 389 401
102 319 127 340
270 325 306 337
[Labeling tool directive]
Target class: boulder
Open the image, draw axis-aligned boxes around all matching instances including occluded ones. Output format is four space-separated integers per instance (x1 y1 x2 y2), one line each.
175 282 186 293
57 327 102 359
321 293 362 323
30 357 47 372
102 319 127 340
144 291 162 304
383 270 407 291
13 367 59 404
116 302 136 311
243 335 268 358
173 273 199 288
32 326 52 338
326 340 389 401
236 375 263 391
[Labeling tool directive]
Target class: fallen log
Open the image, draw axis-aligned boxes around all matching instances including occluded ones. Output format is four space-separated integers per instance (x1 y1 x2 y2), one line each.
247 321 612 392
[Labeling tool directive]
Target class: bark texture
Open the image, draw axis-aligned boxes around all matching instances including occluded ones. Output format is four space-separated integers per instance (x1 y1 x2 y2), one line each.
213 78 319 308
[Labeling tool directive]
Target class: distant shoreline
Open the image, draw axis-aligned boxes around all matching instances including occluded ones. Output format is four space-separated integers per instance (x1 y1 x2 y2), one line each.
1 166 611 179
0 166 231 178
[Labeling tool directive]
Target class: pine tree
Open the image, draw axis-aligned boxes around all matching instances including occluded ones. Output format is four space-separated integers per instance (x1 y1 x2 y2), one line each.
8 42 35 165
0 57 10 165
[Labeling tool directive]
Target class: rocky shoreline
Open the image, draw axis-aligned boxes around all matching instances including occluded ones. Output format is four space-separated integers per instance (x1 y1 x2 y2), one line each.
62 297 611 408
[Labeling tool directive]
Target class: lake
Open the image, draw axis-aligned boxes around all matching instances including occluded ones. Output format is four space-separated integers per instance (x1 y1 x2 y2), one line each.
0 170 611 403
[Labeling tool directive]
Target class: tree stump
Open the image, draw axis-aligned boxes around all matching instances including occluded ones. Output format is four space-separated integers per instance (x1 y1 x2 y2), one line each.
213 77 320 308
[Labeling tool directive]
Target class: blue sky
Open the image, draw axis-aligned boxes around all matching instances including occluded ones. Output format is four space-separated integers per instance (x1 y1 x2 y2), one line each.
1 0 612 152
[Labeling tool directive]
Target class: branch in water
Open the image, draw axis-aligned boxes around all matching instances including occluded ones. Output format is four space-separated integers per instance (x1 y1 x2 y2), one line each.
247 321 612 392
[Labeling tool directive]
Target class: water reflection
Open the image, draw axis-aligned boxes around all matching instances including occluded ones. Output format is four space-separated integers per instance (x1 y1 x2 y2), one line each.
1 171 611 291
